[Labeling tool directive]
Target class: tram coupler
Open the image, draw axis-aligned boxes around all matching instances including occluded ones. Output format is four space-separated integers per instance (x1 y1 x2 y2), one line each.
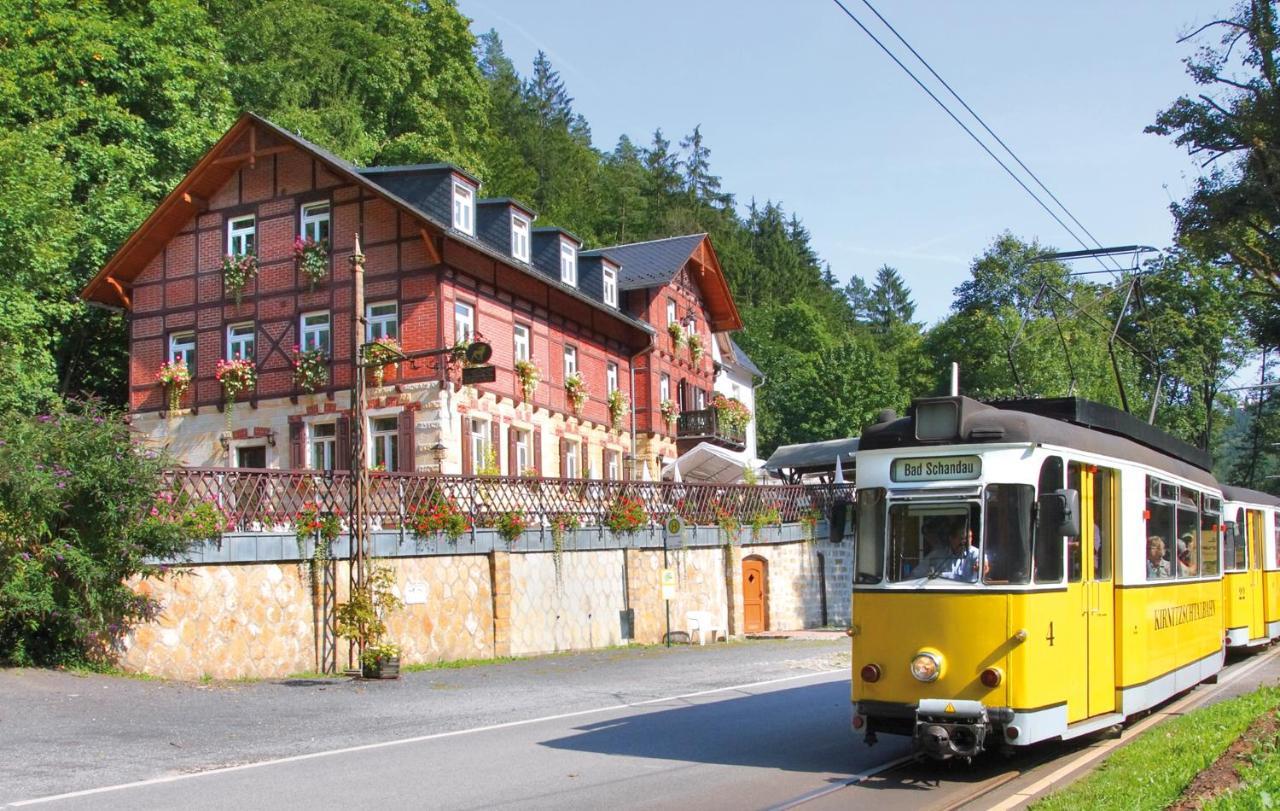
914 699 991 760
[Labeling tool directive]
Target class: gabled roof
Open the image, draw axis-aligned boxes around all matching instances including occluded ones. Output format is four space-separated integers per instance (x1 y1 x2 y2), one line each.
722 335 764 379
81 113 653 347
477 197 537 218
532 225 583 245
583 233 743 332
358 162 481 185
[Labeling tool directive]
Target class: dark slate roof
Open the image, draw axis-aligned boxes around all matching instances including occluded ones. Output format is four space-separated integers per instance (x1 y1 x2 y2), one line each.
532 224 583 245
764 438 859 475
1222 484 1280 507
582 234 706 290
724 336 763 379
359 163 481 185
477 197 536 217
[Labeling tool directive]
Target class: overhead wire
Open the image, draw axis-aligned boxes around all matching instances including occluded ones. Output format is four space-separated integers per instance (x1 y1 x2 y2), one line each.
829 0 1121 275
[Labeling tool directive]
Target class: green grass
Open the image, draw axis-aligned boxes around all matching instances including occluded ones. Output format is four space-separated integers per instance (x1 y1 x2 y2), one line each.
284 670 347 680
64 663 160 681
401 655 523 673
1033 685 1280 811
1206 706 1280 809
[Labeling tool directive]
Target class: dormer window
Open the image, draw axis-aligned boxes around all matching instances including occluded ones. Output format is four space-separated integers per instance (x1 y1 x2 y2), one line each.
560 240 577 287
511 214 530 263
452 180 475 236
227 215 255 257
602 264 618 308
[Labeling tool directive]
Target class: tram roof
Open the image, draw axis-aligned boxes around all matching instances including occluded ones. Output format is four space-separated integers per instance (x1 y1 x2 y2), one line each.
1221 484 1280 508
860 396 1218 488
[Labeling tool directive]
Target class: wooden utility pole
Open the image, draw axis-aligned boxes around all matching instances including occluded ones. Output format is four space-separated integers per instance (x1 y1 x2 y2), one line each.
348 234 368 670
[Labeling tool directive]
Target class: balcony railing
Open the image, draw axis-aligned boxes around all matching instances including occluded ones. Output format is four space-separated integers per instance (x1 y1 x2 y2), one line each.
162 468 851 534
676 407 746 450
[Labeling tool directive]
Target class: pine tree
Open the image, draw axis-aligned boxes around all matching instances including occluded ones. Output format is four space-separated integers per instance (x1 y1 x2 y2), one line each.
869 266 916 330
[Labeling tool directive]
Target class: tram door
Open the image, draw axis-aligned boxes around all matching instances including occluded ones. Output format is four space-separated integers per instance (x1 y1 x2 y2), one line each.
1083 465 1117 717
1249 510 1266 640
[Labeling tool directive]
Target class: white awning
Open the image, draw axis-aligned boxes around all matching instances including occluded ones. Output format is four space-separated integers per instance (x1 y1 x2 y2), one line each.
661 442 763 484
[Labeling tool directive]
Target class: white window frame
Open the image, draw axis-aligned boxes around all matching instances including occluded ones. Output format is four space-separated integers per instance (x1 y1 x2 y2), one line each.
168 332 196 369
660 373 671 403
602 263 618 308
606 449 621 481
606 362 619 394
514 428 532 473
469 417 492 471
226 322 255 361
695 388 707 410
370 415 399 471
227 215 256 256
452 180 475 236
666 298 677 326
310 421 337 471
366 301 398 342
559 240 577 287
511 214 531 263
300 311 331 355
300 202 330 243
513 323 530 363
455 300 475 344
564 440 579 480
563 345 578 377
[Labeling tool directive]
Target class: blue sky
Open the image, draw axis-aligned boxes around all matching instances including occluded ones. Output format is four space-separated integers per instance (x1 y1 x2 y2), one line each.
459 0 1212 325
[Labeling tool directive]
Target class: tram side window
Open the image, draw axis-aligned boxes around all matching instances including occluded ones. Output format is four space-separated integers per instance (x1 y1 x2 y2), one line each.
1067 463 1084 583
1145 476 1175 580
1200 496 1221 576
1274 512 1280 568
1175 490 1201 578
1034 456 1065 583
1224 507 1247 571
854 488 886 584
983 484 1033 585
1093 467 1116 581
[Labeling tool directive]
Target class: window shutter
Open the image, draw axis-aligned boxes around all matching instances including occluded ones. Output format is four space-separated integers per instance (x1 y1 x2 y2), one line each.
533 427 542 475
507 426 517 476
461 414 472 476
397 410 415 472
559 437 568 479
289 420 305 469
491 420 501 474
336 415 352 471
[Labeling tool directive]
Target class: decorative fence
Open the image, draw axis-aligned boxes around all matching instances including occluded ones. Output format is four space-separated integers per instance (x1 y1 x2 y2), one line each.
163 468 854 536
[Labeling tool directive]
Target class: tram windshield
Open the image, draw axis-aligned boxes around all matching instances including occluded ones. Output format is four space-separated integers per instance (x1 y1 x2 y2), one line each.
858 484 1036 586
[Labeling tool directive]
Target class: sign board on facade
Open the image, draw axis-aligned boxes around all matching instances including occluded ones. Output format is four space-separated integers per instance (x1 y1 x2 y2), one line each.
403 582 428 605
462 365 497 385
890 455 982 483
661 568 676 600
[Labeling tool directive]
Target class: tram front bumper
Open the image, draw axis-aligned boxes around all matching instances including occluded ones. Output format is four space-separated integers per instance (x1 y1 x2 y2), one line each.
854 700 1014 759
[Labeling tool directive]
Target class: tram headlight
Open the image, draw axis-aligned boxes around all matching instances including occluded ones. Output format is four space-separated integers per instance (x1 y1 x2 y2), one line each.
910 651 942 682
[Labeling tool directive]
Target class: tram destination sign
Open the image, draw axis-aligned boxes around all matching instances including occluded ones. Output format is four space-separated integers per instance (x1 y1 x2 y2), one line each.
891 455 982 482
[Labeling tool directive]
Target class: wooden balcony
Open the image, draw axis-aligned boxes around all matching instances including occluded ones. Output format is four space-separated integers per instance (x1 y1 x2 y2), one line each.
676 407 746 453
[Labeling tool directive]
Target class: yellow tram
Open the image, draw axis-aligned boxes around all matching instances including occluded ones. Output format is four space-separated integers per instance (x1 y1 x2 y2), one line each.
850 396 1227 759
1221 485 1280 649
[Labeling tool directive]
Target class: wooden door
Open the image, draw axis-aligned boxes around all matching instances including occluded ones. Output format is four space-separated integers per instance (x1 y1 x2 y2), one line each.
742 557 767 633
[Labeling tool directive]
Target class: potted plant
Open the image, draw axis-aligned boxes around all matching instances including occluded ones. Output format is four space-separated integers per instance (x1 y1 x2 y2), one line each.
712 394 751 435
686 333 703 363
667 322 685 349
292 501 341 590
156 357 191 412
494 511 529 547
604 495 648 535
293 235 329 290
292 345 328 393
549 512 580 585
335 563 403 679
607 389 628 430
215 357 256 427
659 399 679 429
564 371 588 414
409 492 471 543
364 336 401 387
514 359 540 402
222 252 258 306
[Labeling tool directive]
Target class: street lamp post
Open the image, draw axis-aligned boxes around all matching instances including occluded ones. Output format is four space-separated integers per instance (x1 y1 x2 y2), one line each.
348 234 369 672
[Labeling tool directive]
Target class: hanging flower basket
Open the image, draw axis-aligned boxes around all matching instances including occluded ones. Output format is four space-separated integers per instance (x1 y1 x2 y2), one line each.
564 371 588 414
659 398 679 429
215 357 256 427
156 357 191 412
493 511 529 547
604 495 648 534
607 388 628 430
667 322 685 349
292 345 328 393
410 492 471 542
687 333 703 364
514 359 540 402
222 253 258 306
293 236 330 290
364 337 401 387
711 393 751 433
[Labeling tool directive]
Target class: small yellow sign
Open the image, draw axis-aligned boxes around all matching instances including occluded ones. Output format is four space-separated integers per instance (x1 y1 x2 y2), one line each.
945 703 956 714
661 568 676 600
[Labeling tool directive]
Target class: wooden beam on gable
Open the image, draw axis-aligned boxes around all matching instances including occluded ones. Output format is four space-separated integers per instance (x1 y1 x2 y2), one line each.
106 277 131 309
210 146 291 167
181 192 208 211
419 228 443 266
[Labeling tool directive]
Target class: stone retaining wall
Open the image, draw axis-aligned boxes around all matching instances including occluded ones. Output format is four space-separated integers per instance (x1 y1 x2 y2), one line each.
120 523 850 679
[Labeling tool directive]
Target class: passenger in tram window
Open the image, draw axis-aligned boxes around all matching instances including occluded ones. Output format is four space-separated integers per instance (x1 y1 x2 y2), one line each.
1177 534 1197 577
1147 536 1172 579
916 523 983 582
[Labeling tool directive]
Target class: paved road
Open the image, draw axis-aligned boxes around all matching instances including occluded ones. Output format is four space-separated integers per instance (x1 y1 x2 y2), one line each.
5 639 1278 810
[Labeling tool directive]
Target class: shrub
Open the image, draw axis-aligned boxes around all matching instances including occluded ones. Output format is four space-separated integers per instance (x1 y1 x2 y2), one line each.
0 402 207 666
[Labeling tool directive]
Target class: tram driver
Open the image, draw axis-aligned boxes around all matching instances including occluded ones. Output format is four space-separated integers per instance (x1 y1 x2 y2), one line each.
915 523 985 583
